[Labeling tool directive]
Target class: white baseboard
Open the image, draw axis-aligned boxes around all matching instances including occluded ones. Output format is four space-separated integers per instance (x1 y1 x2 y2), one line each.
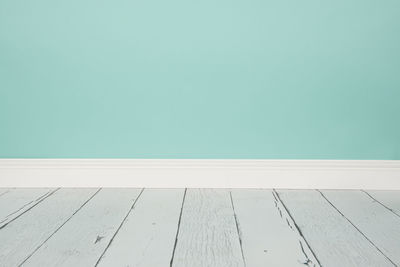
0 159 399 189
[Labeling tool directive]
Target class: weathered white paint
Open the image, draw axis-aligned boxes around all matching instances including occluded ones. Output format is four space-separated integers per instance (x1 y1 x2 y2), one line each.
23 188 142 267
96 189 185 267
172 189 245 267
0 188 98 266
1 188 400 267
0 188 56 227
365 190 400 217
230 189 319 266
321 190 400 265
277 190 395 267
1 159 400 189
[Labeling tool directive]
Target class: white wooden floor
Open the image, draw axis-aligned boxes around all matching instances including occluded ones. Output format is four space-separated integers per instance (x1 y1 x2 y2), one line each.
0 188 399 267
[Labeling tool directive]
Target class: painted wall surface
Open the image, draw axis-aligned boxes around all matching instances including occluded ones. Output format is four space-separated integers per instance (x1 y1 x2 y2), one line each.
1 0 399 159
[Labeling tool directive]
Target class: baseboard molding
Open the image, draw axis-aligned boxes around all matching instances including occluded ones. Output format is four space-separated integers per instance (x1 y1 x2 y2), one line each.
0 159 399 189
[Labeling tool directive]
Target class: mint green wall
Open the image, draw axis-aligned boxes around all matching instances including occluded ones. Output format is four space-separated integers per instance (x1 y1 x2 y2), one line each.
1 0 399 159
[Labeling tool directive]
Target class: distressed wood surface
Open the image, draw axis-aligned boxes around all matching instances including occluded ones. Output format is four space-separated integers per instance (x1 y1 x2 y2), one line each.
230 189 319 266
97 189 185 267
0 188 98 266
1 188 400 267
0 188 56 227
321 190 400 265
172 189 245 267
277 190 395 267
23 188 143 267
365 190 400 217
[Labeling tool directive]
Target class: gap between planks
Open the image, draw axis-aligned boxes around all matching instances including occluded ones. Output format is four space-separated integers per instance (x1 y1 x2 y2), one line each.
1 188 399 267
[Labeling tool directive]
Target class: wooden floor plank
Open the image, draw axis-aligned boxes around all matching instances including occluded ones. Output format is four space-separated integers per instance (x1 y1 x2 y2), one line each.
96 189 185 267
23 188 143 267
0 188 98 266
321 190 400 265
365 190 400 217
172 189 245 267
0 188 398 267
0 188 56 227
276 190 395 267
230 189 319 266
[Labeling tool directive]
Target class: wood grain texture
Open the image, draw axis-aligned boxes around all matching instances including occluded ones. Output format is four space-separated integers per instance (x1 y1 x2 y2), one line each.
96 189 185 267
365 190 400 217
172 189 245 267
0 188 98 266
230 189 319 266
277 190 395 267
321 190 400 265
0 188 56 227
23 188 143 267
0 188 399 267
